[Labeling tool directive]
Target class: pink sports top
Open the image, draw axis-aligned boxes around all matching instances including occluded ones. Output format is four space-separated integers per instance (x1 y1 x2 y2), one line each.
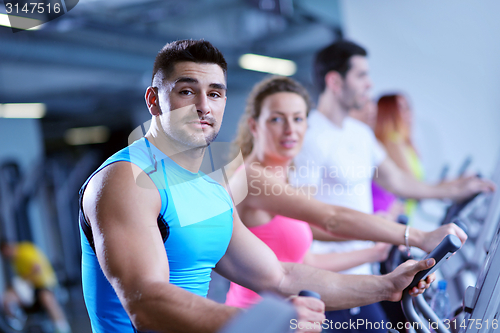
225 215 313 308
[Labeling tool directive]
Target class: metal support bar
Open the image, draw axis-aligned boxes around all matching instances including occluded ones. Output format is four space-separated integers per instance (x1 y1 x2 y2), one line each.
414 294 450 333
401 293 431 333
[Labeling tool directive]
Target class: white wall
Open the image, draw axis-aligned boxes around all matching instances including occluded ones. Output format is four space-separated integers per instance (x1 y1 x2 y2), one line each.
340 0 500 180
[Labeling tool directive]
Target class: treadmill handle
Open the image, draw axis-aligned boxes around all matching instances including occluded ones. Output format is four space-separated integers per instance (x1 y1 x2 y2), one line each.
401 235 462 333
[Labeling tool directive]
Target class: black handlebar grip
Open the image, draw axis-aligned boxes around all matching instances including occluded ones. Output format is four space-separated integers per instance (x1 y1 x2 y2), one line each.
406 234 461 291
298 290 321 299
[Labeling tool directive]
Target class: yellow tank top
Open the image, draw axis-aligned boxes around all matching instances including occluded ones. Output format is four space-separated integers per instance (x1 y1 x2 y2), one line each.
13 242 57 289
403 144 425 221
389 132 425 222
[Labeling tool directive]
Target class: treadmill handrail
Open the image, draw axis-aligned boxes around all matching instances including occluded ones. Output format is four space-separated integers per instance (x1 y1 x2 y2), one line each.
402 235 462 333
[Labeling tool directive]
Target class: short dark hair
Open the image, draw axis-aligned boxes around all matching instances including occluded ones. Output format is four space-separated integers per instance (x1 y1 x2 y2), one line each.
151 39 228 88
313 40 367 92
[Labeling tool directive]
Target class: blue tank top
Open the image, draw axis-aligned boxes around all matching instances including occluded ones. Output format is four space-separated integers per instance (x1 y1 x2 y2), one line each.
79 138 233 333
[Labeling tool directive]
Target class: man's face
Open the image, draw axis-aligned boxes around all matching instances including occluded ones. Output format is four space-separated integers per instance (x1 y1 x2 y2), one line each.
157 61 227 149
339 55 372 110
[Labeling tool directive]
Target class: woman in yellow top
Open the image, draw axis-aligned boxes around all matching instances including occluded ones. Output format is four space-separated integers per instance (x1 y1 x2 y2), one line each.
6 241 57 289
1 241 71 333
375 94 425 220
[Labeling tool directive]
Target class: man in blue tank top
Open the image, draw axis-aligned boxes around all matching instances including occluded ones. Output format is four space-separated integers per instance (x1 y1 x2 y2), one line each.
80 40 443 333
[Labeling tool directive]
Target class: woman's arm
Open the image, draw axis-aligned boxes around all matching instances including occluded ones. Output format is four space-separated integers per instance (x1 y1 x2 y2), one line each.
216 210 435 311
310 225 350 242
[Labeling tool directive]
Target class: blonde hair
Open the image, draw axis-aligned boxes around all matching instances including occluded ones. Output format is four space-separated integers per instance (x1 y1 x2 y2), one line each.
230 76 312 162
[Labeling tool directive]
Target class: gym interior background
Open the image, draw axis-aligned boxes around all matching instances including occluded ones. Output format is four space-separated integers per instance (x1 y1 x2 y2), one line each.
1 0 499 332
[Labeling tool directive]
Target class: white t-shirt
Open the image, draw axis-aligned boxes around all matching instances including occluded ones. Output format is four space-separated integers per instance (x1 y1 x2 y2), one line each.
292 110 386 275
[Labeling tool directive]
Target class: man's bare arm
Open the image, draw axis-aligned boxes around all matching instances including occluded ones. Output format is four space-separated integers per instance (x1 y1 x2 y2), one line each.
376 157 495 201
83 161 238 333
215 211 435 311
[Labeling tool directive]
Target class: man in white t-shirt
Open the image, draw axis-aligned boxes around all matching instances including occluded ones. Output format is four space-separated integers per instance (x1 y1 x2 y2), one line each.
294 109 386 275
293 40 494 332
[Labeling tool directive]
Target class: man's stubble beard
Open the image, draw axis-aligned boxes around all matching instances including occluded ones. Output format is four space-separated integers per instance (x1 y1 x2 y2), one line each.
159 104 220 150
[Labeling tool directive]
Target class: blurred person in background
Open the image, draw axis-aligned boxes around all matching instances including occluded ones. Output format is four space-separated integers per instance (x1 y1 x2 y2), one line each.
294 39 494 333
375 94 424 221
223 76 469 312
350 100 405 222
1 240 71 333
350 99 411 332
